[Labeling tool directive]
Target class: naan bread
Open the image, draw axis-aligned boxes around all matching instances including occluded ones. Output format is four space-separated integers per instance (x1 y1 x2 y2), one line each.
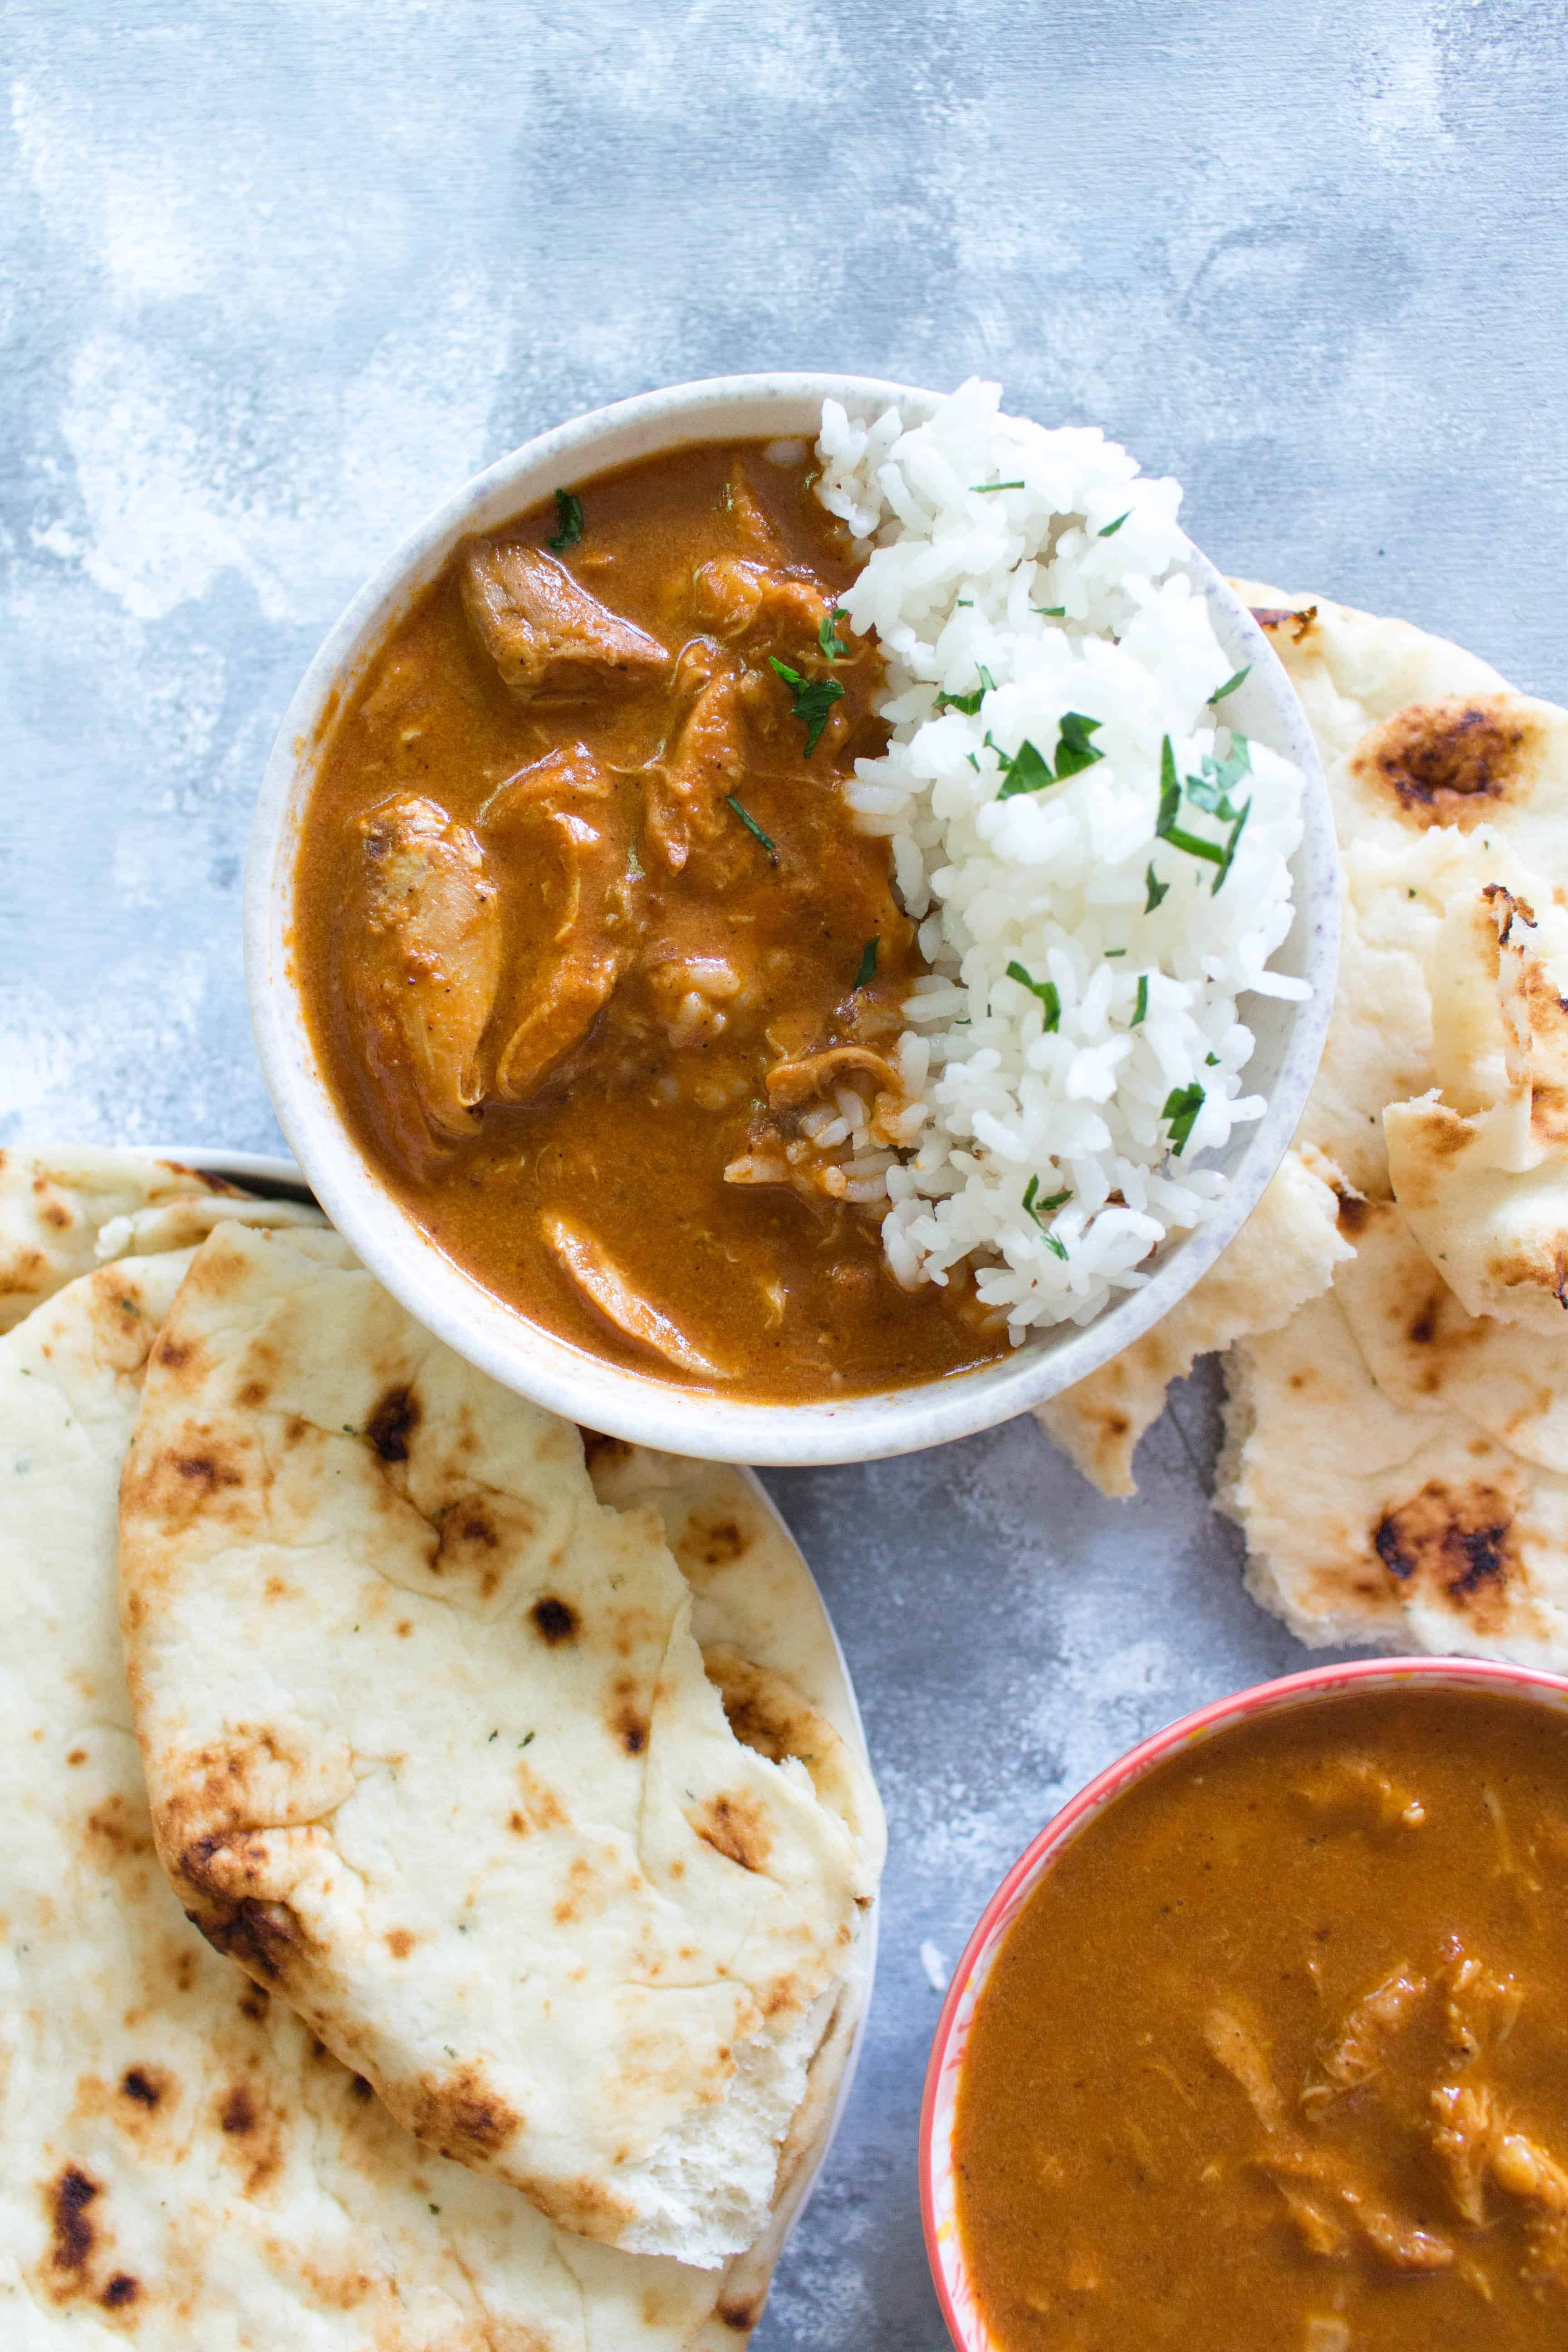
0 1252 849 2348
120 1224 879 2269
1218 1285 1568 1666
1036 1147 1352 1496
1386 879 1568 1332
1043 588 1568 1499
0 1146 320 1333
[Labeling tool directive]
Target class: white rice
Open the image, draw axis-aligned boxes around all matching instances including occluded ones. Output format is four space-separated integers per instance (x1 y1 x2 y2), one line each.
813 378 1309 1336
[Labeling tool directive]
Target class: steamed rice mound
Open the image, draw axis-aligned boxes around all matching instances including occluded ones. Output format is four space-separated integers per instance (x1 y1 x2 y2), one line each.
814 380 1310 1334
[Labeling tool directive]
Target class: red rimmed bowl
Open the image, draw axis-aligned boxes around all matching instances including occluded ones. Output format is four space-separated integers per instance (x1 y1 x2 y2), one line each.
918 1654 1568 2352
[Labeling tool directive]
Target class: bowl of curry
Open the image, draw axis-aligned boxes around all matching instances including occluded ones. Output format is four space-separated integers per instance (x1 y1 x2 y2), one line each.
922 1656 1568 2352
247 373 1334 1461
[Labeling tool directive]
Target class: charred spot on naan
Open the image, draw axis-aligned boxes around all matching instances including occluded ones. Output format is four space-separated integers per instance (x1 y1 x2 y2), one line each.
82 1790 157 1863
366 1382 421 1462
185 1885 305 1984
1348 694 1547 828
530 1592 579 1644
1250 603 1319 645
214 2075 286 2196
402 2062 523 2167
603 1672 651 1754
1372 1478 1526 1632
39 2164 141 2313
691 1791 773 1874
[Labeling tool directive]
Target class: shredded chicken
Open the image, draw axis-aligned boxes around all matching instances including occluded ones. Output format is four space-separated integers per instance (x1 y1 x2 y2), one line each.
1301 1965 1428 2114
693 554 832 645
645 646 750 874
764 1046 904 1109
543 1216 733 1379
1204 2004 1286 2132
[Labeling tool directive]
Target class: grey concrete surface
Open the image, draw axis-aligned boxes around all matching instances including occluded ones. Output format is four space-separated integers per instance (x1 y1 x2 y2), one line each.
3 3 1564 2343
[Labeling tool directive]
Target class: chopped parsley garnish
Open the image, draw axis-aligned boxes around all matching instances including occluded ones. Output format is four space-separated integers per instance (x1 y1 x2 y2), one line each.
1211 664 1250 702
1023 1176 1073 1221
1145 862 1170 912
1098 510 1131 537
973 479 1026 492
995 712 1103 799
725 794 779 863
1105 947 1127 956
936 664 995 715
1155 733 1250 889
965 751 980 770
769 656 845 755
1185 734 1251 817
1033 604 1066 617
818 606 849 660
519 1731 535 1749
995 737 1055 798
1205 1051 1220 1066
956 597 974 607
547 488 583 551
854 937 879 989
1023 1176 1072 1251
1053 710 1104 779
1006 960 1061 1029
1132 974 1149 1025
1162 1081 1205 1156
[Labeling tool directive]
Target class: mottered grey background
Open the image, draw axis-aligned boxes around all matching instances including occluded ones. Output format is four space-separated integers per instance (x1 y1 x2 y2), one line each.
3 2 1564 2342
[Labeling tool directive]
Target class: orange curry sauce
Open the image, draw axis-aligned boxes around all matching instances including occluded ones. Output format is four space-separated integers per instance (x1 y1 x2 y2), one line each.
293 440 1007 1400
955 1686 1568 2352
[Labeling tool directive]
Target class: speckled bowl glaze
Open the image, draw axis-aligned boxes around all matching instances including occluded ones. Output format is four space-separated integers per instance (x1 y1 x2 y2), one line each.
920 1655 1568 2352
246 372 1338 1465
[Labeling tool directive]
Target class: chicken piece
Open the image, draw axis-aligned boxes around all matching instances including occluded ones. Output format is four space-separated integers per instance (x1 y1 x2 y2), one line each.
461 540 668 701
646 643 750 874
764 1045 905 1109
1432 2076 1568 2278
1301 1965 1428 2115
693 554 832 646
482 746 641 1103
353 794 502 1155
543 1216 732 1380
1204 2003 1286 2132
1262 2151 1453 2272
1441 1942 1523 2065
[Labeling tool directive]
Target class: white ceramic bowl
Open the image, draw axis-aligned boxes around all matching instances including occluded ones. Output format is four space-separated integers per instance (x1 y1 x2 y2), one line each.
246 372 1338 1465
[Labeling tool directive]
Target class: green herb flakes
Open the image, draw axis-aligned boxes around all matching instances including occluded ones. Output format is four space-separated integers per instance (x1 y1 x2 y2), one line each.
546 488 583 552
1145 862 1170 912
1132 974 1149 1025
1211 664 1250 702
487 1730 498 1743
1033 605 1066 617
725 794 779 863
1023 1176 1072 1223
854 937 879 989
1006 960 1062 1029
769 656 845 755
995 736 1055 799
1043 1230 1069 1259
972 479 1026 493
818 606 848 660
519 1731 535 1749
1052 710 1104 779
1162 1082 1205 1156
936 664 995 716
1205 1051 1220 1066
1098 510 1131 537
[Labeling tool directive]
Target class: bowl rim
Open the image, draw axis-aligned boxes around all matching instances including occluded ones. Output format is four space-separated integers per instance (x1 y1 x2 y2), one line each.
245 368 1339 1466
918 1652 1568 2352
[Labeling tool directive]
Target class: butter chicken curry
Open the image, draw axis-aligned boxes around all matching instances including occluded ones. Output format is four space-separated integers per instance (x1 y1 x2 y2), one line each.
294 441 1004 1399
955 1685 1568 2350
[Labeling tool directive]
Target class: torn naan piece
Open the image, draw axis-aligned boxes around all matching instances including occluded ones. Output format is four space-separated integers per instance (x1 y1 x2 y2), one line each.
120 1223 879 2269
1333 1194 1568 1475
1387 880 1568 1332
1037 1147 1352 1497
0 1145 319 1333
0 1254 830 2347
1218 1288 1568 1664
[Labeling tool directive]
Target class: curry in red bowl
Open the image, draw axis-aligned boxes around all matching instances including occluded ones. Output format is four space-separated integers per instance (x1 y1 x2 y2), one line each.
926 1663 1568 2352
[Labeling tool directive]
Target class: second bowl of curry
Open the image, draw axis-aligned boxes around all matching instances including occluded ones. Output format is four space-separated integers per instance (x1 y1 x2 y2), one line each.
923 1657 1568 2352
248 373 1333 1462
